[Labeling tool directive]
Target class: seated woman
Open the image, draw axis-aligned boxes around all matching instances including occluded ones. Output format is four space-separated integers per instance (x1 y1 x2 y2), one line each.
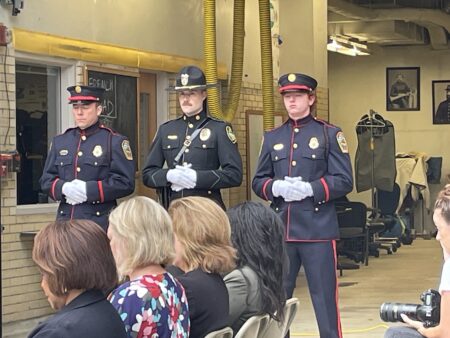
29 220 126 338
225 201 288 334
108 196 189 337
384 184 450 338
168 196 236 338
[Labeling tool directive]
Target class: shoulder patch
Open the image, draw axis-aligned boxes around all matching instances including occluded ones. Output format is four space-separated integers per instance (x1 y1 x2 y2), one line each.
226 125 237 144
336 131 349 153
121 140 133 160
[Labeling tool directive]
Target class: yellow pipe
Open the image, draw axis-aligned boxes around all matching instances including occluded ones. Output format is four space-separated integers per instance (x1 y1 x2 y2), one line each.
203 0 245 122
259 0 275 131
11 28 228 78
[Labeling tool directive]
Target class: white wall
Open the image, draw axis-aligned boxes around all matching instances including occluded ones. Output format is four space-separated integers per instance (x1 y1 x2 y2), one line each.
329 46 450 204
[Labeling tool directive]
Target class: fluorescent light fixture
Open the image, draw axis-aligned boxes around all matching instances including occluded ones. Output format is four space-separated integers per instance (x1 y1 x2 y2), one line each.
327 35 371 56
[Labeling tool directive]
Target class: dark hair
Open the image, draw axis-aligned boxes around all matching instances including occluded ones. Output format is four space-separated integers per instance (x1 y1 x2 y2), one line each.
32 220 118 296
435 184 450 224
227 201 287 321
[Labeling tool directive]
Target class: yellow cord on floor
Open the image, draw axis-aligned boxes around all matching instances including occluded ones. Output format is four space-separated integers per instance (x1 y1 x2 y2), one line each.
291 323 390 336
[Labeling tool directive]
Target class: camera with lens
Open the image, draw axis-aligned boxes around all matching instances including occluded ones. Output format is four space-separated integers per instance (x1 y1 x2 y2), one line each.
380 289 441 328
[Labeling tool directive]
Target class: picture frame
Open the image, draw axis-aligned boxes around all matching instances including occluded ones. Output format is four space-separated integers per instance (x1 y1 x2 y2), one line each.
386 67 420 111
432 80 450 124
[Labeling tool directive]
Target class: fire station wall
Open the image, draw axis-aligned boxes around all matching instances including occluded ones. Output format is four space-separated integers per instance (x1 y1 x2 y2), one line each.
329 46 450 206
0 0 330 326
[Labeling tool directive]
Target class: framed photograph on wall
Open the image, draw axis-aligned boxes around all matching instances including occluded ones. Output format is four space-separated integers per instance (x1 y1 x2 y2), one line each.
386 67 420 111
432 80 450 124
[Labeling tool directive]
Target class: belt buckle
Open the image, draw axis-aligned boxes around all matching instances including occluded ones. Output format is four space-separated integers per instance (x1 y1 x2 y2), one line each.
183 139 191 147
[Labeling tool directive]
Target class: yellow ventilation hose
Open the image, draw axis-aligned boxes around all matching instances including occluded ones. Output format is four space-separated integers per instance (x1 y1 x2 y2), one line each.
203 0 245 122
203 0 274 129
258 0 275 131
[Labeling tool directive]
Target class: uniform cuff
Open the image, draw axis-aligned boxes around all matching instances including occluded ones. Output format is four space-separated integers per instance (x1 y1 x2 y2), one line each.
311 178 329 204
52 179 65 201
86 181 102 203
262 179 274 201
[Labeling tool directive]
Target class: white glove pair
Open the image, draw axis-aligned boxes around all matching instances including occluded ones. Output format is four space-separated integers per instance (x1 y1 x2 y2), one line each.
62 179 87 205
166 164 197 192
272 176 313 202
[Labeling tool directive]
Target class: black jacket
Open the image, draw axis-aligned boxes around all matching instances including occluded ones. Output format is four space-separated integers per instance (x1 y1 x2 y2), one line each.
28 290 127 338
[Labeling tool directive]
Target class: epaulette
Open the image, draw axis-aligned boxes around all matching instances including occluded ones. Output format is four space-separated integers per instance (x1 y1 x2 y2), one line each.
265 119 289 133
208 116 227 124
314 117 338 129
99 124 119 135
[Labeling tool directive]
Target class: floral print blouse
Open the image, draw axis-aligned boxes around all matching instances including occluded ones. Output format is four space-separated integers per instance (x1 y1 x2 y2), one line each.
109 272 189 338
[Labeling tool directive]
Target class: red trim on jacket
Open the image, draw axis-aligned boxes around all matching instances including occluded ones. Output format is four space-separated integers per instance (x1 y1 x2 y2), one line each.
320 177 330 202
98 181 105 203
51 178 59 200
262 179 272 201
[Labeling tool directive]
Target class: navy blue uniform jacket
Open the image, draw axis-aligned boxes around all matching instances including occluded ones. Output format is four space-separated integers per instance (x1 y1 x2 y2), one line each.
252 115 353 241
28 289 127 338
142 110 242 208
40 122 135 230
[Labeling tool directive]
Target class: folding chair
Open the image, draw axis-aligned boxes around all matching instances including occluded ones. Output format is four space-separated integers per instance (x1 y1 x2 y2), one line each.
261 298 300 338
204 327 234 338
234 314 270 338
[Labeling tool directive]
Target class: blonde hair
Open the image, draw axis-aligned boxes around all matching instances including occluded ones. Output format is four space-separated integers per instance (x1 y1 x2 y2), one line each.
168 197 236 274
109 196 175 276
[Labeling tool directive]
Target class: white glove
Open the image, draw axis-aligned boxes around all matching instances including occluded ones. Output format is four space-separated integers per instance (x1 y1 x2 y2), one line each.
167 164 196 190
272 180 303 202
62 180 87 204
285 176 313 200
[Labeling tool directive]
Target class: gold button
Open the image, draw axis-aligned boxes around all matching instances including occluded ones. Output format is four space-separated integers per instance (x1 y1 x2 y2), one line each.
195 115 200 120
186 135 191 140
312 154 316 159
202 144 206 148
81 135 87 141
183 116 187 120
96 211 100 216
294 128 299 133
60 162 63 165
188 123 194 128
60 211 64 214
293 143 298 149
94 162 98 166
76 167 81 172
275 156 278 160
185 149 189 153
275 207 279 211
292 161 297 166
208 190 212 194
315 207 319 212
78 151 83 156
167 145 171 149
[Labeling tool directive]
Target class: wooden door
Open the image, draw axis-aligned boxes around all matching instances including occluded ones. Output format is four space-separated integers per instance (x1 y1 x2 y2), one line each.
137 73 157 200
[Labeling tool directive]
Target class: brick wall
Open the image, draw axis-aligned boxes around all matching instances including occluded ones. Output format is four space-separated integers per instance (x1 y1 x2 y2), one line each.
1 45 56 324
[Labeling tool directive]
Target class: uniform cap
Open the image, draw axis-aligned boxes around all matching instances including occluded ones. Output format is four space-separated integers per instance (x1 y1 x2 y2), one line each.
67 85 105 104
278 73 318 94
169 65 217 91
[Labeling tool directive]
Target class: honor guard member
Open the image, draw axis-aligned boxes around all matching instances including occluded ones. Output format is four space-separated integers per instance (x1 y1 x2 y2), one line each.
40 85 135 231
252 73 353 338
143 65 242 209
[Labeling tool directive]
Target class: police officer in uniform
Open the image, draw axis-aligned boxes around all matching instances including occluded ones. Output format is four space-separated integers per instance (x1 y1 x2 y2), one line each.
143 65 242 209
252 73 353 338
40 85 135 231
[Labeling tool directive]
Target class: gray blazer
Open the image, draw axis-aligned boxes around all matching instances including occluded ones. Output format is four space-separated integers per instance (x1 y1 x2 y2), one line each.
224 265 263 334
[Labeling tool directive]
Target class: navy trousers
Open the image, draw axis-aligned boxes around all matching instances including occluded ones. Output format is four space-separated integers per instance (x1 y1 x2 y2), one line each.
285 241 342 338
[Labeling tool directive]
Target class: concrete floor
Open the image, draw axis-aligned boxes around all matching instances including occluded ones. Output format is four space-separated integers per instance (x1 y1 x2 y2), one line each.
290 238 443 338
3 238 443 338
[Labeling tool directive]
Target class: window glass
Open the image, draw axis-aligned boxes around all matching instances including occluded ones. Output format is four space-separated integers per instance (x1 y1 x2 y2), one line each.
16 63 60 205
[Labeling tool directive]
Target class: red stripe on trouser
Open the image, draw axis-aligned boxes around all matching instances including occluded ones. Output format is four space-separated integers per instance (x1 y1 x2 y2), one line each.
332 240 343 338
